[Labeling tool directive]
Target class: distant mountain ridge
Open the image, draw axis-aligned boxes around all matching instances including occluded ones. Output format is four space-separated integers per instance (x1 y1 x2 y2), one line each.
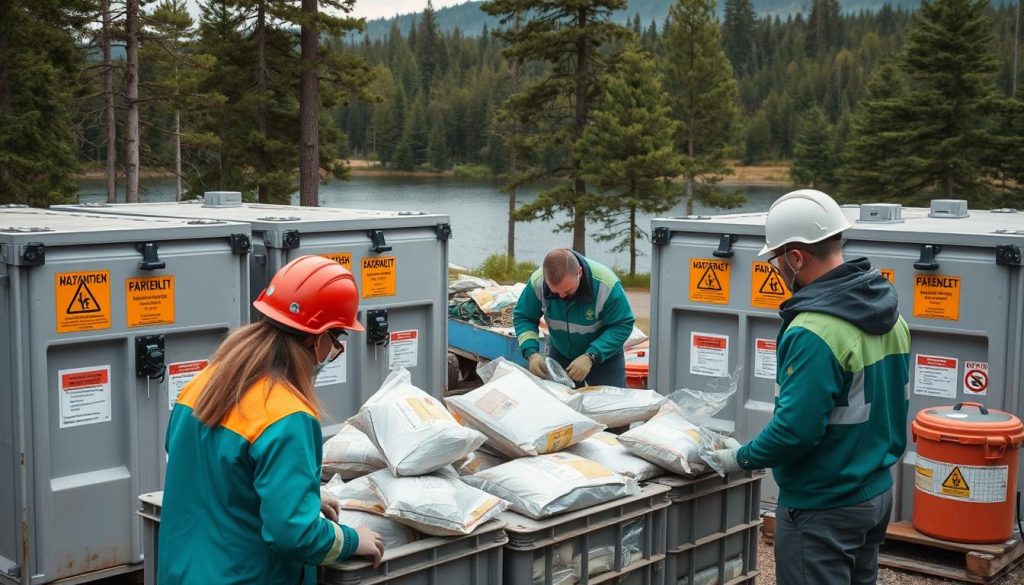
359 0 924 41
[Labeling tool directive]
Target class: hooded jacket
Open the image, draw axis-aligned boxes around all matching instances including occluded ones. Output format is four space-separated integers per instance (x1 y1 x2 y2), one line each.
736 257 911 510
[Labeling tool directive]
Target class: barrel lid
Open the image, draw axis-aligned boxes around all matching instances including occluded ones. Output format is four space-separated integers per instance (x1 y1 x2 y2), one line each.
913 403 1024 443
625 348 649 373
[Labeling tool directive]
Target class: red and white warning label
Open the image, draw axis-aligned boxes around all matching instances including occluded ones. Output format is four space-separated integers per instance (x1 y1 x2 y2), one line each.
690 332 729 377
962 361 989 396
167 360 208 410
59 365 112 429
388 330 419 369
913 354 958 399
754 338 777 380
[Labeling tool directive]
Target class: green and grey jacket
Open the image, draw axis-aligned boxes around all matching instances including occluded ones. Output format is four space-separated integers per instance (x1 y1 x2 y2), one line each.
514 252 635 363
737 258 911 510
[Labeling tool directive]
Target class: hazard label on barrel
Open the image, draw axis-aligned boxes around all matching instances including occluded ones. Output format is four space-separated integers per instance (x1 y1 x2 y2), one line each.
941 467 970 498
915 456 1008 503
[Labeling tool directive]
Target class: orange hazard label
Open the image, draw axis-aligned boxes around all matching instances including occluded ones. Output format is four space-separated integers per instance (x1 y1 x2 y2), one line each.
689 258 730 305
361 256 396 298
880 269 895 283
913 274 960 321
126 276 175 328
750 262 791 309
693 334 728 350
941 467 970 498
55 271 111 333
321 252 353 272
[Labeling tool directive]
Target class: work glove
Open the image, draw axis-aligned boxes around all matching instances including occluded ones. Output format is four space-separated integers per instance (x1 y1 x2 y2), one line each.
707 447 744 474
566 354 593 382
528 353 549 379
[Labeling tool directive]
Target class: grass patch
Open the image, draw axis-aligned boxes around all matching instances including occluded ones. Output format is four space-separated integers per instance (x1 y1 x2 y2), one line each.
473 254 538 284
452 164 493 178
616 271 651 289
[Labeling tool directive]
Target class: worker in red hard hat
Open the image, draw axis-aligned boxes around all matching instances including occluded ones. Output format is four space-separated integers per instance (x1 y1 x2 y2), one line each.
159 255 383 585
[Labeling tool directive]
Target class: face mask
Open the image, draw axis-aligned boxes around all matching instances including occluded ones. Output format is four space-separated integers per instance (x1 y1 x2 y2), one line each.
313 360 327 380
782 252 802 293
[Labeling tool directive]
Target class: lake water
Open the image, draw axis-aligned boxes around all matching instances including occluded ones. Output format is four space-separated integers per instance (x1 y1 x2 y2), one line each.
77 175 789 273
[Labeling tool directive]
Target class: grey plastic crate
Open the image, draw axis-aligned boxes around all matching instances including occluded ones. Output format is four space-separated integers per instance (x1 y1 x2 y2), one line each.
138 491 508 585
54 197 451 437
501 483 671 585
649 203 1024 519
652 473 763 585
1 207 247 584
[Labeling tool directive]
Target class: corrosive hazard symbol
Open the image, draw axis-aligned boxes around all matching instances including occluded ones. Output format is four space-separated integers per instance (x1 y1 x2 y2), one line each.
56 271 111 333
689 258 730 305
941 467 970 498
750 262 791 309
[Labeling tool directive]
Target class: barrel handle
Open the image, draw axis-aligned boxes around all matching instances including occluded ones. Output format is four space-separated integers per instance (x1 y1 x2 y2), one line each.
953 401 989 415
985 436 1008 460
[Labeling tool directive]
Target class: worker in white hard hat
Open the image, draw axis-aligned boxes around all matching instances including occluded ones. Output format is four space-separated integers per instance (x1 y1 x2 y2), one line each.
706 190 911 585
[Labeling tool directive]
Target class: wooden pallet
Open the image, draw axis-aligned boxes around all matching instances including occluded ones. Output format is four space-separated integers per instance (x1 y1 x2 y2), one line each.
761 514 1024 584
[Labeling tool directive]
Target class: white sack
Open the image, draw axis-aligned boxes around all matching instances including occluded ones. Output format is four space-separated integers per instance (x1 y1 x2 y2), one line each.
618 412 711 476
565 432 665 481
324 475 387 515
322 424 387 479
454 450 508 476
476 356 583 410
576 386 666 428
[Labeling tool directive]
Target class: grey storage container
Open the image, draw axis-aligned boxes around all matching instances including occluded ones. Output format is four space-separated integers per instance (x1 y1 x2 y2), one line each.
501 483 670 585
55 195 451 435
648 202 1024 520
1 206 248 584
652 473 763 585
137 492 508 585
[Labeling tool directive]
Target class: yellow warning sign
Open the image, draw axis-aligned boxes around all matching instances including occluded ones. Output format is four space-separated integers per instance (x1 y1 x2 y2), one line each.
880 269 895 283
940 466 971 498
321 252 353 272
913 274 960 321
126 276 175 328
751 262 791 309
689 258 731 305
361 256 397 298
56 271 111 333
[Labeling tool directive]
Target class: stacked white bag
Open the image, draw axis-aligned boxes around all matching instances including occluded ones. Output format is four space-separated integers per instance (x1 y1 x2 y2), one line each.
322 424 387 479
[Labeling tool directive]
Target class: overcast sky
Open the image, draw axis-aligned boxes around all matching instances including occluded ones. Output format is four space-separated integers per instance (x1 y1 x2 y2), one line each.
184 1 469 22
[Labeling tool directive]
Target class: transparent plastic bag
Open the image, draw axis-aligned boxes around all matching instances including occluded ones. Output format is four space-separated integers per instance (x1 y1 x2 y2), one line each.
664 367 741 422
544 357 575 388
698 427 742 477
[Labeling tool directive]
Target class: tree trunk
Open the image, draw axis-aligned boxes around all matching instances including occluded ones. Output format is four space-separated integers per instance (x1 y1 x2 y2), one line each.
572 8 589 254
174 110 182 201
506 13 521 261
629 206 637 277
0 5 9 186
686 137 695 215
102 0 117 203
256 1 269 203
299 0 319 207
125 0 140 203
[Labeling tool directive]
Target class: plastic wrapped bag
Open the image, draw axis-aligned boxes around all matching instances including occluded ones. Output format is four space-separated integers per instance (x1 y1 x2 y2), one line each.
350 368 486 476
570 518 645 580
321 474 419 548
532 543 575 585
576 386 666 427
454 450 508 476
623 325 648 349
618 412 710 476
476 356 583 410
322 424 387 479
323 474 387 515
446 368 603 458
367 467 508 536
661 367 741 422
462 452 638 519
565 432 664 481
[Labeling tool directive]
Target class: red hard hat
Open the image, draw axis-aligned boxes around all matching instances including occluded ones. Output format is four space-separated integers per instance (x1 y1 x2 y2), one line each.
253 255 364 334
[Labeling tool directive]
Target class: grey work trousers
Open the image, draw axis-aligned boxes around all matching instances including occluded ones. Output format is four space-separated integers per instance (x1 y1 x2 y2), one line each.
774 490 893 585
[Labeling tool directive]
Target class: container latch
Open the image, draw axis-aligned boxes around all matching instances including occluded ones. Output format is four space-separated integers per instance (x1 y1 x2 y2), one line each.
366 309 389 346
914 244 940 271
21 242 45 266
996 245 1022 267
230 234 252 255
435 223 452 241
713 234 737 258
135 335 166 381
281 230 300 250
652 227 671 246
368 230 392 253
136 242 165 270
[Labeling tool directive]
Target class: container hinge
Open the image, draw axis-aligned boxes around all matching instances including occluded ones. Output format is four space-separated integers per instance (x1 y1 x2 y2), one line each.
435 223 452 241
136 242 166 271
230 233 251 255
281 230 301 250
996 244 1022 267
713 234 737 258
20 242 45 266
913 244 940 271
368 230 392 253
652 227 671 246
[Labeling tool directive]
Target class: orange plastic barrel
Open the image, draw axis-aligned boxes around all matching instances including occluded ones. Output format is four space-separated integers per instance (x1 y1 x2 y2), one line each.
624 348 649 389
911 402 1024 543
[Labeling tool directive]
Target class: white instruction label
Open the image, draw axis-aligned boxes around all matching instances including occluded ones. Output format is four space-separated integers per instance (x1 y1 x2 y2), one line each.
963 361 989 396
913 354 958 399
690 332 729 377
167 360 208 410
59 365 112 429
754 338 777 380
388 330 419 369
915 456 1007 503
315 342 347 387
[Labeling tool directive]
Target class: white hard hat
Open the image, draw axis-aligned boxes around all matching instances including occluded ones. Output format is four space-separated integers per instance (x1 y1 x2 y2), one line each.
759 189 853 256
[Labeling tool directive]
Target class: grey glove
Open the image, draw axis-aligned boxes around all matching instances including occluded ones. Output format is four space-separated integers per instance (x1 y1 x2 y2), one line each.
528 353 549 379
707 448 743 474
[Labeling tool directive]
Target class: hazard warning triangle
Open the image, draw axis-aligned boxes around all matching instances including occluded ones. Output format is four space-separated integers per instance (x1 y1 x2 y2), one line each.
759 272 788 296
697 266 723 291
66 280 102 314
940 466 970 498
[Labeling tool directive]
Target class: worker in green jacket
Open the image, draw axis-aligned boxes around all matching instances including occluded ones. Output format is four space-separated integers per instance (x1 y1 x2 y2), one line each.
159 256 384 585
514 248 636 387
707 190 911 585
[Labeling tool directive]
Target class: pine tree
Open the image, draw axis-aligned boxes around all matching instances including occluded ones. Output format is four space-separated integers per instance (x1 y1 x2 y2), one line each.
662 0 744 215
790 106 838 188
898 0 1004 200
806 0 843 58
722 0 756 76
416 1 439 96
426 122 449 171
744 111 772 164
482 0 630 253
578 43 681 276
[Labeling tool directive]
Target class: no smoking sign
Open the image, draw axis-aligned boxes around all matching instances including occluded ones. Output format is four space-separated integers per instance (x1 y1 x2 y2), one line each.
963 361 989 396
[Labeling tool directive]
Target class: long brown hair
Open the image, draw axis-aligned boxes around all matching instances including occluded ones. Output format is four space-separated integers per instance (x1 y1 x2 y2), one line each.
193 321 322 426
